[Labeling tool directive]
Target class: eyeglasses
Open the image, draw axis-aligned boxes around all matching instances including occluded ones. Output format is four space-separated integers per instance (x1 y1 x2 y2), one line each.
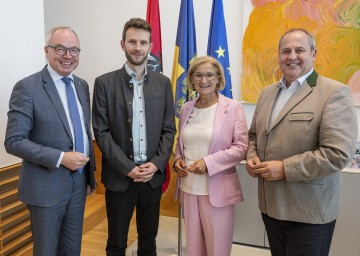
192 72 218 82
47 45 81 57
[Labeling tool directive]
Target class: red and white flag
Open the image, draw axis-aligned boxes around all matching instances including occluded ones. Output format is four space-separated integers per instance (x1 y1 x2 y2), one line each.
146 0 171 193
146 0 162 72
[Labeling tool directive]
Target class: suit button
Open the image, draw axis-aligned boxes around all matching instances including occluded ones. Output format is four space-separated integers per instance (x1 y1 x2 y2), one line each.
265 132 269 136
265 151 269 155
129 155 133 159
128 119 132 123
130 138 133 142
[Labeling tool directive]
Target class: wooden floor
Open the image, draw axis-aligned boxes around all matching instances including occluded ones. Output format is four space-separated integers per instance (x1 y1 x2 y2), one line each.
81 191 179 255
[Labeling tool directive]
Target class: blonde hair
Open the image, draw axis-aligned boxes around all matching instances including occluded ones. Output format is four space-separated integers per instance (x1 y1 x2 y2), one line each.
186 56 226 91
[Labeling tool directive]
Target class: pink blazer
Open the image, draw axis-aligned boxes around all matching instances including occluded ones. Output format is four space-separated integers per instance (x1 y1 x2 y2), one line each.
174 93 248 207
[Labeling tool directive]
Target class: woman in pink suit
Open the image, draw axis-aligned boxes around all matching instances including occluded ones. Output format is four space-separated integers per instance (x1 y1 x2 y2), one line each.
173 56 248 256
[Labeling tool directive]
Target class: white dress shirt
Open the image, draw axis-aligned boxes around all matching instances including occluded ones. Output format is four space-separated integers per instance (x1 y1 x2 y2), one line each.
47 65 89 167
125 63 147 165
269 68 314 128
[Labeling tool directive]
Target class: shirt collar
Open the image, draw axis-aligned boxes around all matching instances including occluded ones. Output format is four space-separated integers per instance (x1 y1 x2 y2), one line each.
47 65 74 82
124 62 147 81
278 68 314 89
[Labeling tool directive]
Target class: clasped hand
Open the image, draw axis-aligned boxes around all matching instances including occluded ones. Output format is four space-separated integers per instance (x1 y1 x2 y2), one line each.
173 158 207 176
127 162 158 182
246 157 285 181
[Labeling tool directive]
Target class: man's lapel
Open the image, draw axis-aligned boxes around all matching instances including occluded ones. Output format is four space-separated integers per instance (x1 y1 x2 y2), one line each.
41 67 73 141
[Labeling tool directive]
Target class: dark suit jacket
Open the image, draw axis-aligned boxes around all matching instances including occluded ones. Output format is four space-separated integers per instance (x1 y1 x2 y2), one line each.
247 71 357 224
92 65 176 192
5 66 96 207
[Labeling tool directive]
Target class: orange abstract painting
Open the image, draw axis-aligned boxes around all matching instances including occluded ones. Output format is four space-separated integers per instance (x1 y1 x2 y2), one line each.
241 0 360 105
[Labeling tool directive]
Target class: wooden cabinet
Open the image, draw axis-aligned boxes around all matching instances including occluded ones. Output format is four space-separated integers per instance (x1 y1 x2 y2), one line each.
0 164 32 256
0 160 106 256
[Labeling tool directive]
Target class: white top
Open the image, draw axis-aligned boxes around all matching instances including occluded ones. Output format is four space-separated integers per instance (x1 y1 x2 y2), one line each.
180 103 217 195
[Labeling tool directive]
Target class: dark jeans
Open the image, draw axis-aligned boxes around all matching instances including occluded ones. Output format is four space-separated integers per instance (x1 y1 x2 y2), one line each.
105 182 162 256
262 213 336 256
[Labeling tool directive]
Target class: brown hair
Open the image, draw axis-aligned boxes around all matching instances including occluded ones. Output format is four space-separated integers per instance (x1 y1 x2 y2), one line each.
122 18 152 42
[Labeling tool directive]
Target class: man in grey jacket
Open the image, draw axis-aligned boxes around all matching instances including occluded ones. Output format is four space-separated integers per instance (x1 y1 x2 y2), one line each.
5 26 95 255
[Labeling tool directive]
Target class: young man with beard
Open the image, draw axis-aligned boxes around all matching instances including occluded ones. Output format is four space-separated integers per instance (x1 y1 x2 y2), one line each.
92 18 175 256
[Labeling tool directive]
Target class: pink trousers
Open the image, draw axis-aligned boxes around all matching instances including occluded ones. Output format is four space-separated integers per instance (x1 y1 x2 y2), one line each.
180 191 235 256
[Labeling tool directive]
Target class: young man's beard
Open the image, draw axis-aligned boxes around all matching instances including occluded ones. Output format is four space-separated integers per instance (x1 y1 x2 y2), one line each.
125 51 148 66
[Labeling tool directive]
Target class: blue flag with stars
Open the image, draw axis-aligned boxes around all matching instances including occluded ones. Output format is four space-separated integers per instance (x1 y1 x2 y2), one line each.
207 0 232 98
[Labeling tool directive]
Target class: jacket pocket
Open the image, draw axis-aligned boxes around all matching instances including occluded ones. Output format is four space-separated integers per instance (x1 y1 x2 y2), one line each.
288 112 314 121
223 172 241 198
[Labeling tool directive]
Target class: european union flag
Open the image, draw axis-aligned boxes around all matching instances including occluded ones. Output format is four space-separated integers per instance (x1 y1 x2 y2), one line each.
207 0 232 98
171 0 197 117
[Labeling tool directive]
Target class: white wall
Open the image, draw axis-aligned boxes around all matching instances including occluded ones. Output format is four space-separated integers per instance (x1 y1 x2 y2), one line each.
43 0 258 127
43 0 360 130
0 0 45 167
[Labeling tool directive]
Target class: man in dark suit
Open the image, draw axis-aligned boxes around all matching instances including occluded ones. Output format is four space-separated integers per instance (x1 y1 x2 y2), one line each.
246 28 357 256
5 26 95 256
92 18 175 256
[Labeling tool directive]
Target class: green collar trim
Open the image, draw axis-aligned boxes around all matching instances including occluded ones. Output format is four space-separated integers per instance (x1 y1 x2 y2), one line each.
306 70 318 87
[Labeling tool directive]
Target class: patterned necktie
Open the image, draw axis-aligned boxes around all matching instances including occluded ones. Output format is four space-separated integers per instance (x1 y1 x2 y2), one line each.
62 77 84 172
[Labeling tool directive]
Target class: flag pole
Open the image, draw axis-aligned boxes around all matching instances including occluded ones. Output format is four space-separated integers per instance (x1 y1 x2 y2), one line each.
171 0 197 254
178 203 183 256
